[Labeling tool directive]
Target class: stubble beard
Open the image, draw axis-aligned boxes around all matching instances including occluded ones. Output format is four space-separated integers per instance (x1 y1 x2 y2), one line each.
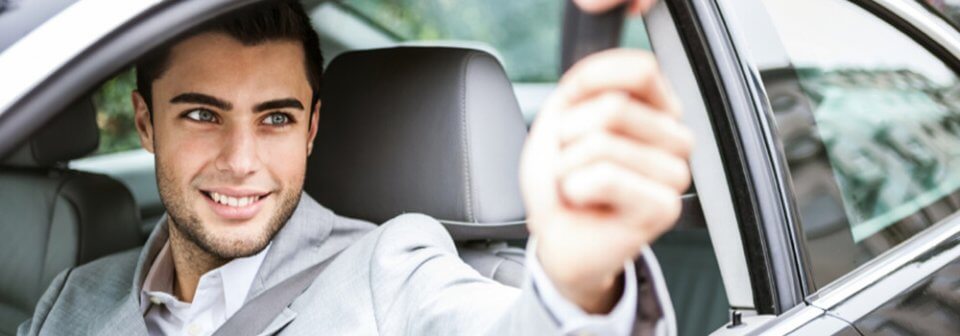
155 158 302 260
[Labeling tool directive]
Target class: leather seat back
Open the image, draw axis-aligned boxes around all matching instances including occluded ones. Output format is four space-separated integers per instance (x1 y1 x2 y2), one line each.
0 99 142 335
306 47 529 286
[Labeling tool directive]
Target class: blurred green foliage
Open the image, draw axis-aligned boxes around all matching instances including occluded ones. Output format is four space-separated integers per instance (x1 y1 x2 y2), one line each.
343 0 564 82
92 68 140 155
341 0 650 82
91 1 652 155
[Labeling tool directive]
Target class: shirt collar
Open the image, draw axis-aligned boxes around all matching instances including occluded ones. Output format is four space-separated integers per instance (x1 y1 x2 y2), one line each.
139 241 271 317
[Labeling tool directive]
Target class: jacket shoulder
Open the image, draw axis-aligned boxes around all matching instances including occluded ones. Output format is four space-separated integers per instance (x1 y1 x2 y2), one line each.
69 247 141 293
373 213 455 252
19 248 142 335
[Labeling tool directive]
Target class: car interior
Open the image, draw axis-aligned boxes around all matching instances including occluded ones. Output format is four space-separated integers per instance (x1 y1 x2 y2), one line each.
0 1 730 336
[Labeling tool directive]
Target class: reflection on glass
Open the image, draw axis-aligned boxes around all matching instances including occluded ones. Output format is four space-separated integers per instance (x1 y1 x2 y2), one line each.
798 68 960 242
759 0 960 288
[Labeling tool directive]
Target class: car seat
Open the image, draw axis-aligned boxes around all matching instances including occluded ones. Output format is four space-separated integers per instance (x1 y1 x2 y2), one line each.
305 47 534 287
0 99 142 335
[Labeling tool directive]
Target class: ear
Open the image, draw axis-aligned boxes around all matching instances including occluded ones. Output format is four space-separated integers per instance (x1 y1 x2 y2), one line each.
132 90 156 154
307 100 321 156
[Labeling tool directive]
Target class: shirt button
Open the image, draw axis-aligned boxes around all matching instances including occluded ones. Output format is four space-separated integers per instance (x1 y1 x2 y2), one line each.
149 296 162 305
187 322 203 336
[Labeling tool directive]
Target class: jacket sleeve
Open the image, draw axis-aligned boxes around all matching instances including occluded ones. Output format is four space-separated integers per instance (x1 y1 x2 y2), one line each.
17 268 72 336
367 214 675 336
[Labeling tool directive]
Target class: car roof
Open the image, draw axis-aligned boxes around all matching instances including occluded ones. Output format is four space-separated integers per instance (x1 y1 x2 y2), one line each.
0 0 80 53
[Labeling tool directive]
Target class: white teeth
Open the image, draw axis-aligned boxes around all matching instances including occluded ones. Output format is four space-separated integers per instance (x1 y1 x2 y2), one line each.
209 192 260 208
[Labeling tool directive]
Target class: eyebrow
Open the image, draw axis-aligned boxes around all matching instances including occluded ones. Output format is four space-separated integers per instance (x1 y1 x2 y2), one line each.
170 92 232 110
255 98 304 112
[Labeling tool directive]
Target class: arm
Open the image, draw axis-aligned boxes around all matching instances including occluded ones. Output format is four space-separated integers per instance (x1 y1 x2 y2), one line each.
368 215 671 336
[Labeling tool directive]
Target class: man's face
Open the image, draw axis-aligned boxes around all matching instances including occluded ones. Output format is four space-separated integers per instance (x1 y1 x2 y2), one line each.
133 32 320 259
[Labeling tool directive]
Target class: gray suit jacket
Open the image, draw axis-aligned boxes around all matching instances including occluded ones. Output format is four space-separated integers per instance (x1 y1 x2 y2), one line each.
18 194 673 335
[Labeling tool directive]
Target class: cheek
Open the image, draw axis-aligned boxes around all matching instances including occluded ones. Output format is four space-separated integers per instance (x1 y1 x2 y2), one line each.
156 128 220 182
258 134 308 183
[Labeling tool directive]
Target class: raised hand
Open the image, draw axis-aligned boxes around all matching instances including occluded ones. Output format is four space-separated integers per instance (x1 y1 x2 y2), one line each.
521 49 692 313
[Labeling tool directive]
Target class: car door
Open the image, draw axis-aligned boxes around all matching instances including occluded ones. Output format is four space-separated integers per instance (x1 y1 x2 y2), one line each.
650 0 960 334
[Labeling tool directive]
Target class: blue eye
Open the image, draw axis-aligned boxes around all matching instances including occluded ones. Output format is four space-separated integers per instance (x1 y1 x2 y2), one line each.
263 113 291 126
185 109 217 122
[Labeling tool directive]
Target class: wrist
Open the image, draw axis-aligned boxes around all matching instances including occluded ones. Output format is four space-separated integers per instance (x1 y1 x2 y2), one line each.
536 239 626 314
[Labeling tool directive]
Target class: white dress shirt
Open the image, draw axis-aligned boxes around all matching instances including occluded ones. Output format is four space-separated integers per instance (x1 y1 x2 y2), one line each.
139 240 637 336
140 243 270 336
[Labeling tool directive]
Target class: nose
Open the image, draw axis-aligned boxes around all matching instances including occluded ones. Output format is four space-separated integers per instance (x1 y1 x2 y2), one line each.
214 124 262 177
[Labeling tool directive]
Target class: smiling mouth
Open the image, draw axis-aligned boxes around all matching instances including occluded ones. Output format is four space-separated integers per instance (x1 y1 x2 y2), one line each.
200 190 271 208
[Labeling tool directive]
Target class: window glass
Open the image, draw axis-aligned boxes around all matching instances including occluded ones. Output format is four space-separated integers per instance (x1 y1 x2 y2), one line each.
758 0 960 288
338 0 650 83
92 68 139 155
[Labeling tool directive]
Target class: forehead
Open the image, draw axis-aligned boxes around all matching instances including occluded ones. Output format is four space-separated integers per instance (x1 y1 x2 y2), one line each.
154 32 310 101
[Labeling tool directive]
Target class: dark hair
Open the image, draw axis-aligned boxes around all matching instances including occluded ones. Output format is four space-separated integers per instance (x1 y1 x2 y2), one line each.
136 0 323 115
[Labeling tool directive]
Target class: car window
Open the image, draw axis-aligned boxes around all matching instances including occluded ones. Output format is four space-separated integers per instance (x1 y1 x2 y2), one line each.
757 0 960 289
337 0 651 83
92 68 139 155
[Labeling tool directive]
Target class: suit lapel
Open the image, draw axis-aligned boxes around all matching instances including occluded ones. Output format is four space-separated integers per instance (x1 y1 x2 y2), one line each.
84 215 171 335
129 194 350 334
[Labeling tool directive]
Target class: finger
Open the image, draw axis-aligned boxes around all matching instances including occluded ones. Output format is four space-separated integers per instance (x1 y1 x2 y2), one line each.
560 161 683 229
573 0 628 13
628 0 656 14
556 132 691 192
557 92 694 158
574 0 655 15
557 49 681 116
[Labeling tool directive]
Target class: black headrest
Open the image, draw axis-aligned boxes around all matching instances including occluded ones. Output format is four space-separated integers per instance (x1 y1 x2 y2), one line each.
2 99 99 168
305 47 528 240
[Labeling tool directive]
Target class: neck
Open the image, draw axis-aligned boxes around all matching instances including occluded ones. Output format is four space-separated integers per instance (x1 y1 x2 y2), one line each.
167 219 228 303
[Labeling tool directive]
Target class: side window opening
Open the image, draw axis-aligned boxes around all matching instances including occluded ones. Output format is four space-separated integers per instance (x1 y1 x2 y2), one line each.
758 0 960 289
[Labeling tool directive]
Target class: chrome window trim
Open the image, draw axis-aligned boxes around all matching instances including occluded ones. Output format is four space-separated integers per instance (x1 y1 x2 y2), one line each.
645 1 756 309
744 304 824 336
825 229 960 322
0 0 162 116
871 0 960 58
809 212 960 309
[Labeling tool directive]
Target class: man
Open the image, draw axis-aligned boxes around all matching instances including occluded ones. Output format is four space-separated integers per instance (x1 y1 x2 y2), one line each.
19 0 692 335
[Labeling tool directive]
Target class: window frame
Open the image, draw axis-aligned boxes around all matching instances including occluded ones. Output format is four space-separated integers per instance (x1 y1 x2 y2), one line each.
0 0 264 159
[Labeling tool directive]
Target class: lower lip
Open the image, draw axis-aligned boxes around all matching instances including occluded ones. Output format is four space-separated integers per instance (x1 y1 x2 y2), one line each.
202 192 268 221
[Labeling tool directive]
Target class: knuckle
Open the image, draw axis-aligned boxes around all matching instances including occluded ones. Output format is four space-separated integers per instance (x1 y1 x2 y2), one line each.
598 94 630 128
668 157 692 191
592 161 621 178
635 51 658 71
654 193 683 227
676 126 695 156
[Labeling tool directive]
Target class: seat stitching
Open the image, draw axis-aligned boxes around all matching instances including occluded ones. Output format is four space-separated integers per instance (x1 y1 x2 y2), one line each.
458 52 480 222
